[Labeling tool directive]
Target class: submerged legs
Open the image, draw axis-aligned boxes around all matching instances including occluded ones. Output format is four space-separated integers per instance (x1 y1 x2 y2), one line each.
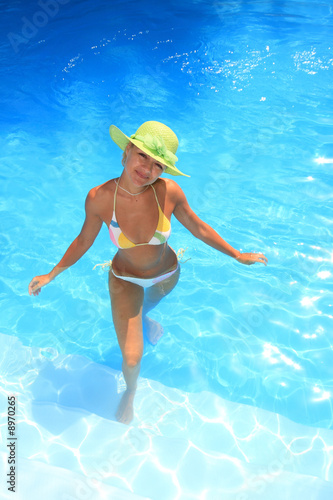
142 266 180 345
108 266 180 424
109 272 144 424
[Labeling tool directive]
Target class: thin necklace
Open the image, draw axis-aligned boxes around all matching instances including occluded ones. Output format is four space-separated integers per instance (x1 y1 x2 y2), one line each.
114 179 149 196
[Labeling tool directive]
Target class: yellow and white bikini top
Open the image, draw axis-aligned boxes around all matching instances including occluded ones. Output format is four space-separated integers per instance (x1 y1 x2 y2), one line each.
109 181 171 249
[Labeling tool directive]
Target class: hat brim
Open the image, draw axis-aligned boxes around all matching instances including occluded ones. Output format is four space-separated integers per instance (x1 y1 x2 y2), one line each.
109 125 190 177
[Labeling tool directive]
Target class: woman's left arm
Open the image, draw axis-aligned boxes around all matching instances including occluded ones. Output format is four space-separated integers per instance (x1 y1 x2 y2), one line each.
172 184 267 266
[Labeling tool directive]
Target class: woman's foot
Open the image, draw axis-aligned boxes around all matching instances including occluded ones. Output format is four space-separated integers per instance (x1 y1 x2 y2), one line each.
143 316 164 345
116 389 136 425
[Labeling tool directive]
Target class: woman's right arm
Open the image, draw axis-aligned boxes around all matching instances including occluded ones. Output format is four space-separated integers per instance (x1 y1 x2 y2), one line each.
171 181 267 266
28 188 103 296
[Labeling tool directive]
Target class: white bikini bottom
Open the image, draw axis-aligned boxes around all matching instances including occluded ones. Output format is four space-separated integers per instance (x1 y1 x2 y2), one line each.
111 263 180 289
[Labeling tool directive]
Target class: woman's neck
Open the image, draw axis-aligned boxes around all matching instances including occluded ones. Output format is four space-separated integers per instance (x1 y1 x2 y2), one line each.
116 174 149 196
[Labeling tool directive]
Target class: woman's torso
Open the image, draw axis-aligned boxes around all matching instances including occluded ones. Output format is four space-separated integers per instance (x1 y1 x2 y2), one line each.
95 178 178 278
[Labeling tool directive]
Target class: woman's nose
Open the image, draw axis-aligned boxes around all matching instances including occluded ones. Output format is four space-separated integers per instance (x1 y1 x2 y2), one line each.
142 159 154 172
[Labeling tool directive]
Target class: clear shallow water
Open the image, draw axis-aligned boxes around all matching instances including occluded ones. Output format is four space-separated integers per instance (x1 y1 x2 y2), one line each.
1 332 333 500
1 0 333 497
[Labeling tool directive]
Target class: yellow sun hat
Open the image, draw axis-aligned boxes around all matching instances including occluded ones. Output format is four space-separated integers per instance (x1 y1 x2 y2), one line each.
109 121 189 177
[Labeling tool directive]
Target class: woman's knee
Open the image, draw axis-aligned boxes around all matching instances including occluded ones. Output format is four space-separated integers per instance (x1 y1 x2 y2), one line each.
123 351 142 368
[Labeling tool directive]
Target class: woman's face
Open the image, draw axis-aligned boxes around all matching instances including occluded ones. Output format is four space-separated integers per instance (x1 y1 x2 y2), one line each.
124 144 166 185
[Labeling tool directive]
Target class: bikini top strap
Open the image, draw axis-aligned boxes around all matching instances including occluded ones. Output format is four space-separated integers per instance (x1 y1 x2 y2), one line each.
150 183 160 208
113 179 119 213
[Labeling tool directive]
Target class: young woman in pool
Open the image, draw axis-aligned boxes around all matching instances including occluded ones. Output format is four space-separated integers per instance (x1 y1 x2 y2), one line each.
28 121 268 425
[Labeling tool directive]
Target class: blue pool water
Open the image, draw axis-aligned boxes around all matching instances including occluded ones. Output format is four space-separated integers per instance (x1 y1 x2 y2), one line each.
1 0 333 498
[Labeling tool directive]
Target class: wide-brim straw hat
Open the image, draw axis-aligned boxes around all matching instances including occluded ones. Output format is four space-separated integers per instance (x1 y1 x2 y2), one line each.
109 121 189 177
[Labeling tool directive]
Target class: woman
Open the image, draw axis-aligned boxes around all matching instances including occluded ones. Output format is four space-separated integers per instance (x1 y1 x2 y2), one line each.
29 121 268 425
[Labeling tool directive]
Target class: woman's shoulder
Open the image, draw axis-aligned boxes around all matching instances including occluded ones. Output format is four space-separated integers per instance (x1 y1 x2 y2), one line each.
89 178 116 195
154 179 187 213
157 177 182 193
86 179 117 206
157 177 185 200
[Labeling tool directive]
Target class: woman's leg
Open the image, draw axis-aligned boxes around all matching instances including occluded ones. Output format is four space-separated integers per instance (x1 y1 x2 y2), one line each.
108 270 144 425
142 266 180 344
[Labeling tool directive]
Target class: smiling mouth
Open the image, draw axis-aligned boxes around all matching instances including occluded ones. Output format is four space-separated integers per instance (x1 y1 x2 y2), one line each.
136 170 149 180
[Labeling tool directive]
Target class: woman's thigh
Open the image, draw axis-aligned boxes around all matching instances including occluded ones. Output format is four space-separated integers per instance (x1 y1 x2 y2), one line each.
108 270 145 361
144 265 180 308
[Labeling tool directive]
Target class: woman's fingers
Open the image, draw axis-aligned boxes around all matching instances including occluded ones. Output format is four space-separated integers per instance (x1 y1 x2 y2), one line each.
237 252 268 266
256 253 268 265
28 279 39 295
28 275 50 295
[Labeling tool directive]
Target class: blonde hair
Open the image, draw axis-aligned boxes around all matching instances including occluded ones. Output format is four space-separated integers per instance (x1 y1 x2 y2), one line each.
121 142 134 166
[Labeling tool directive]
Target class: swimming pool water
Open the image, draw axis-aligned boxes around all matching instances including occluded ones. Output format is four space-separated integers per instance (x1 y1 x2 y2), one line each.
1 0 333 498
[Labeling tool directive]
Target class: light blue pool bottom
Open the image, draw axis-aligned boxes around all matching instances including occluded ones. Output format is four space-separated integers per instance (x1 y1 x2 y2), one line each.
1 332 333 500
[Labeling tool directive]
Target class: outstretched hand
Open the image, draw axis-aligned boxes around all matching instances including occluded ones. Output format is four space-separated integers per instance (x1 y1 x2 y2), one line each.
236 252 268 266
28 274 52 296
